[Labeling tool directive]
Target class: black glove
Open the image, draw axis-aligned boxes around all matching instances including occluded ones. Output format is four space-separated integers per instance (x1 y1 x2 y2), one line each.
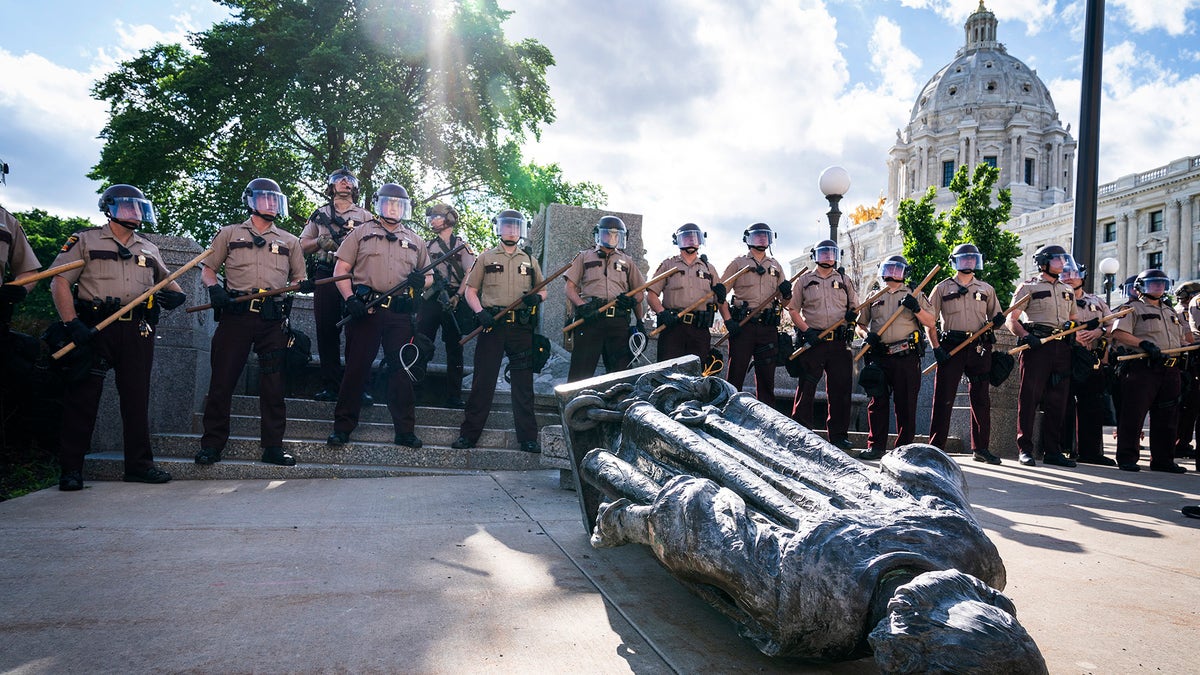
1018 334 1041 349
615 293 635 311
726 320 743 338
992 313 1005 328
522 293 542 307
406 271 426 291
777 279 793 300
0 283 28 305
803 327 822 346
711 283 727 305
475 309 496 329
658 309 679 327
343 295 368 320
65 318 98 346
577 299 599 321
155 289 187 310
207 284 231 310
865 331 882 348
844 309 858 324
296 279 317 294
934 347 950 365
1139 340 1163 363
901 294 921 312
1084 317 1101 331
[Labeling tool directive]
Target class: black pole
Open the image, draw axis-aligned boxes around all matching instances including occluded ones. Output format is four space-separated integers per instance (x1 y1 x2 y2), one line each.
1072 0 1105 292
826 194 843 244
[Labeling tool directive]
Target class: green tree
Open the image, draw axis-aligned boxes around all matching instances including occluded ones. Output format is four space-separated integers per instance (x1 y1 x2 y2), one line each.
895 163 1021 307
7 209 95 331
89 0 567 244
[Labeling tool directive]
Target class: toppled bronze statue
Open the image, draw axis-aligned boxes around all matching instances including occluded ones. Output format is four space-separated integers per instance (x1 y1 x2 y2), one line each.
556 359 1046 674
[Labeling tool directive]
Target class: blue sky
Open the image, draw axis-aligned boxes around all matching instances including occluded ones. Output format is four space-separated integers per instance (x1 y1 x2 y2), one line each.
2 0 1199 266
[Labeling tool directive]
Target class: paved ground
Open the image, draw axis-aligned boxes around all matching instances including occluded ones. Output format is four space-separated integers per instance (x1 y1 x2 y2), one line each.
1 454 1198 674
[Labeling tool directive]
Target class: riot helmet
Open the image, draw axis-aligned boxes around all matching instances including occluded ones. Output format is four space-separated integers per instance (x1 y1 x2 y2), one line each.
593 215 627 250
950 243 983 273
493 209 528 246
743 222 774 250
1058 258 1083 284
1121 275 1139 299
98 184 157 229
672 223 705 252
1135 269 1173 299
810 239 839 268
243 178 288 222
1033 244 1072 275
425 203 459 231
1176 280 1200 304
324 167 360 201
879 255 909 283
372 183 412 224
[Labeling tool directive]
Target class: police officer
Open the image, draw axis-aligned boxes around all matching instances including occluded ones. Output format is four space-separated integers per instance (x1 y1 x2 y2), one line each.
1110 269 1192 473
1005 244 1078 468
721 222 791 407
325 183 430 448
565 216 646 381
299 168 374 402
452 209 545 453
646 223 722 363
415 203 475 407
197 178 306 467
789 239 859 451
1058 263 1114 465
856 256 935 460
1178 281 1200 460
50 184 186 490
927 244 1004 464
1 202 39 334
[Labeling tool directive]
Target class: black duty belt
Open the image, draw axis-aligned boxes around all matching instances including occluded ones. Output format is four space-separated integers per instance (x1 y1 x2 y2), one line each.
75 298 155 325
224 289 287 316
485 305 537 325
356 285 415 313
1025 323 1057 338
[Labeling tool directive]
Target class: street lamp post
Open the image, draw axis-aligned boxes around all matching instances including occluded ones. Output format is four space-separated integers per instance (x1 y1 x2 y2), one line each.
818 166 851 244
1099 257 1120 306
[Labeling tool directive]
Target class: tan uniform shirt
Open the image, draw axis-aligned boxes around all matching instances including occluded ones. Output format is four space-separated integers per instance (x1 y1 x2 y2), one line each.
301 203 373 265
790 269 859 331
859 286 932 344
931 277 999 332
1113 297 1185 352
206 219 304 292
1188 295 1200 339
723 254 785 309
650 255 718 309
52 224 170 304
336 219 429 292
1072 291 1110 350
425 234 476 292
1012 276 1075 330
1 206 40 278
465 246 543 308
566 248 645 301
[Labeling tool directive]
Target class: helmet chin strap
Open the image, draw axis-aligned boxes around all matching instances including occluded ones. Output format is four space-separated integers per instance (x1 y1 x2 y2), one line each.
251 209 278 222
883 276 904 284
817 261 835 269
680 247 698 255
750 246 768 252
381 216 403 225
958 268 975 275
111 218 140 231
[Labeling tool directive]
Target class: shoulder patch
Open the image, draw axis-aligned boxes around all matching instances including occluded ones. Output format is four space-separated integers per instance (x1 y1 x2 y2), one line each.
60 234 81 253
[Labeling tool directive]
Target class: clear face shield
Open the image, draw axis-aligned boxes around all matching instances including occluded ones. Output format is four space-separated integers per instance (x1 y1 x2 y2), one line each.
246 190 289 220
952 252 984 273
880 260 909 282
813 245 839 266
1046 252 1074 274
746 230 774 249
328 173 358 195
595 227 627 250
495 216 527 244
426 212 450 231
1058 260 1083 284
106 196 158 228
1140 277 1173 298
375 195 412 222
675 229 704 250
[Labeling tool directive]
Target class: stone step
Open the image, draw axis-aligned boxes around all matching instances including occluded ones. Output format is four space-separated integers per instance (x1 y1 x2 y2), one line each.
147 434 543 471
84 453 488 481
226 395 561 428
193 416 519 448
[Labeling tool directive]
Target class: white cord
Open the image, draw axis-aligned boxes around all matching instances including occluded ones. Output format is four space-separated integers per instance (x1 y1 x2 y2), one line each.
398 340 422 382
628 331 650 366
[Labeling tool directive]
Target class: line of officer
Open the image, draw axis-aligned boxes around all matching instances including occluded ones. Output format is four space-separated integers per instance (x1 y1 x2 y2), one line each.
452 210 544 453
299 168 374 402
1058 263 1115 465
326 183 430 449
1005 244 1079 468
1110 269 1192 473
927 244 1004 464
415 203 475 408
51 185 186 490
197 178 307 468
721 222 792 407
788 239 859 452
565 216 646 382
856 255 935 460
1172 281 1200 460
646 223 722 363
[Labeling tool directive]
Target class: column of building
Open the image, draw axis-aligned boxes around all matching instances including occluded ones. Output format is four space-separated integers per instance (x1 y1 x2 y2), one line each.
1119 211 1135 279
1182 195 1195 280
1166 198 1181 279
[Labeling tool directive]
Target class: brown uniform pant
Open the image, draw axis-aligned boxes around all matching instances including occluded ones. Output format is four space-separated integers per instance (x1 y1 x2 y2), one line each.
929 346 993 453
416 299 464 400
334 310 416 435
311 274 345 391
201 312 288 450
1015 340 1071 457
1175 366 1200 455
657 322 710 364
791 339 852 440
460 322 537 444
59 321 156 474
1116 360 1182 467
866 353 921 452
1061 365 1108 460
726 322 779 407
569 315 631 382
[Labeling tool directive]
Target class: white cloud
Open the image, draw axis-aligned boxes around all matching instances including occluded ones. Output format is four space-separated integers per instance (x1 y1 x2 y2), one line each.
897 0 1057 35
1110 0 1199 36
869 16 922 100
